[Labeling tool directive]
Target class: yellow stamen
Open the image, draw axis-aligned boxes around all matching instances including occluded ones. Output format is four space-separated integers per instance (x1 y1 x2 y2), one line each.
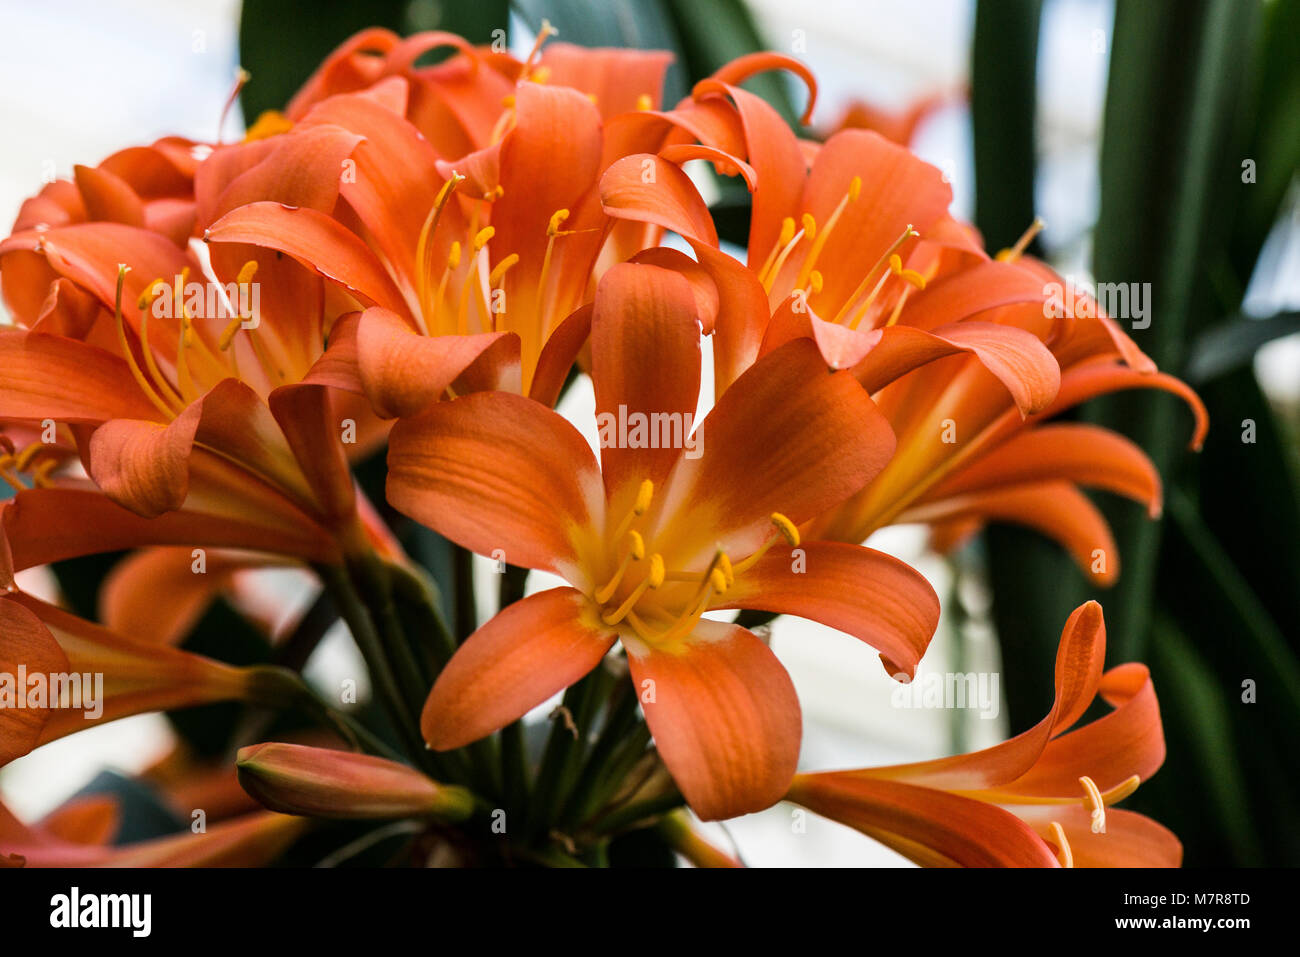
732 512 800 574
636 93 653 111
601 553 664 625
415 173 466 331
995 217 1044 262
1079 776 1106 834
594 531 646 604
1048 821 1074 868
760 224 808 293
456 226 495 335
519 19 558 81
612 479 655 542
1100 774 1141 805
112 266 179 418
30 458 58 487
832 224 919 327
756 217 796 286
794 176 860 291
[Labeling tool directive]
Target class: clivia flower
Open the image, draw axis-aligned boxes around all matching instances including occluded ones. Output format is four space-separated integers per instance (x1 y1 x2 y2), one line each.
206 28 681 419
388 262 941 819
787 601 1180 867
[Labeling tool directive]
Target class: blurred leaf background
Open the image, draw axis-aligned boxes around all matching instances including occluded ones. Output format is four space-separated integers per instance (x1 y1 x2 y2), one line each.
234 0 1298 867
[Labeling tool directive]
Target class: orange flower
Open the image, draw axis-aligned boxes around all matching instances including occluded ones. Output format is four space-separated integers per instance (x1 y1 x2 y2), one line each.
0 120 404 579
602 98 1206 582
387 262 940 820
0 793 307 867
207 30 680 416
787 601 1181 867
802 252 1208 583
0 593 305 765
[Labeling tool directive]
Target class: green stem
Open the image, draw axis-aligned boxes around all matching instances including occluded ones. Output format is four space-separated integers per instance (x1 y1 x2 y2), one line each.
498 565 531 815
316 564 429 770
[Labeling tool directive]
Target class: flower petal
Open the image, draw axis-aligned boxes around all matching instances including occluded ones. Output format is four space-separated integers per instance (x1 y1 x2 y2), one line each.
205 202 409 315
870 601 1108 790
422 588 616 750
625 619 800 820
591 262 702 506
0 598 70 765
787 773 1061 867
1014 803 1182 867
716 541 940 680
926 424 1162 518
651 339 895 567
387 392 603 576
0 329 161 423
903 481 1120 586
353 306 511 418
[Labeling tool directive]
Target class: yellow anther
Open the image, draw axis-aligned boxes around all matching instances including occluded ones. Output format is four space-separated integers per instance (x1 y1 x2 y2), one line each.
771 512 800 547
807 270 823 295
447 241 463 269
547 209 571 237
777 217 796 247
636 93 653 111
235 259 259 285
633 478 654 515
30 458 58 487
530 66 551 84
218 315 245 351
1100 775 1141 805
888 253 927 290
732 513 800 575
801 213 817 241
717 552 735 588
612 479 655 542
244 109 293 142
489 253 520 286
834 224 921 328
594 530 646 605
502 94 516 109
848 175 862 202
601 553 664 626
472 226 495 251
995 217 1044 262
12 442 44 472
1048 821 1074 868
112 264 178 419
708 567 729 595
1079 776 1106 834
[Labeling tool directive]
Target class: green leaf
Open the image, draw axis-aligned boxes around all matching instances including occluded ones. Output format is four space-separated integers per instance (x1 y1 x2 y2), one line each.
1084 0 1260 658
1130 616 1264 865
1185 311 1300 384
971 0 1044 254
238 0 510 121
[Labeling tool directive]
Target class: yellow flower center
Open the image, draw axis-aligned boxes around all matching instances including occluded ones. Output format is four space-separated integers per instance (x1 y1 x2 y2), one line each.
591 478 799 646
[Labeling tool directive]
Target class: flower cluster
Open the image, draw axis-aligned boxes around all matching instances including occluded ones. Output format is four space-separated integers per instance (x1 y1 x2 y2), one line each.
0 27 1202 867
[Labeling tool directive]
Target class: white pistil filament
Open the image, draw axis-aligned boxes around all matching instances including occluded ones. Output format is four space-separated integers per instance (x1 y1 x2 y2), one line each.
594 482 800 646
